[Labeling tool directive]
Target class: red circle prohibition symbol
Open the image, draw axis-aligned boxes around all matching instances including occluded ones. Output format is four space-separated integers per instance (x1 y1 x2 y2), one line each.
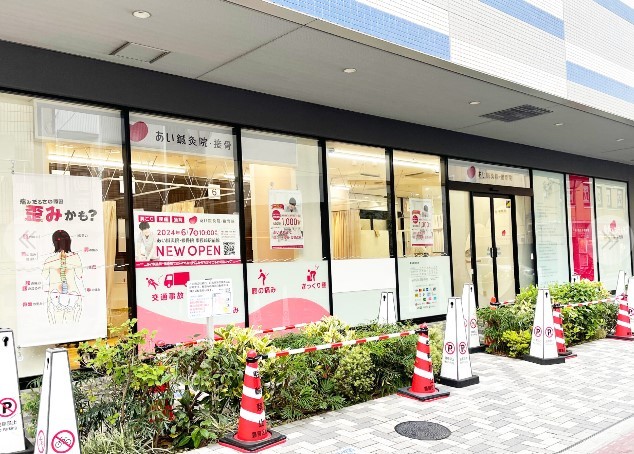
545 327 554 338
51 430 75 453
37 431 46 453
459 342 467 355
0 397 17 418
470 319 477 329
444 342 455 354
533 326 542 337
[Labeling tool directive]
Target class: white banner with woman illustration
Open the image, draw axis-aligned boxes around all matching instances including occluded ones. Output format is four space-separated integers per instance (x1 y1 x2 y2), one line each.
269 189 304 249
12 174 107 347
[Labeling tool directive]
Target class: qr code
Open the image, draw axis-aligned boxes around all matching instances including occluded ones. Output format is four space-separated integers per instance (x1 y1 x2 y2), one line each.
223 242 235 256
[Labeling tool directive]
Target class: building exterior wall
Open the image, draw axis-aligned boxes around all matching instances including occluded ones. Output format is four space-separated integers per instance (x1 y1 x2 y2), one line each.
265 0 634 121
0 40 632 379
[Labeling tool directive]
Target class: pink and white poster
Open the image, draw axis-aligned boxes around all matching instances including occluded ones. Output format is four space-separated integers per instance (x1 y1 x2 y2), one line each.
247 261 330 328
12 174 107 347
269 189 304 249
134 211 244 346
410 198 433 247
568 175 595 281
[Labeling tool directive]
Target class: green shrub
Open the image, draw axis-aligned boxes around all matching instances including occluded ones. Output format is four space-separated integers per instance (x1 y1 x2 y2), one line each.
21 317 443 451
333 347 375 402
500 330 531 358
479 281 616 356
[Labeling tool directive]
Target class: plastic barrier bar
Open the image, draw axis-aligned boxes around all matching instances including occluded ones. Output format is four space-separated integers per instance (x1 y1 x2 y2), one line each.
557 297 616 309
260 327 422 360
253 323 310 335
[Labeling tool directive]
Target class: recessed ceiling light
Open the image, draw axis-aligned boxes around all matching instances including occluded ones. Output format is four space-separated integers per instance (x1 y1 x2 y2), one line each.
469 101 481 105
133 10 151 19
616 138 625 142
554 123 564 126
343 68 357 74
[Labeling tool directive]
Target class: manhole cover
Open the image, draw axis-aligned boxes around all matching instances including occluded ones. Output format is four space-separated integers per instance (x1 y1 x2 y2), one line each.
394 421 451 440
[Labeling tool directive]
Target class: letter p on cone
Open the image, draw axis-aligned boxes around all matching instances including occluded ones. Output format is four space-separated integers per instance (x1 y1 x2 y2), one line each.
219 350 286 452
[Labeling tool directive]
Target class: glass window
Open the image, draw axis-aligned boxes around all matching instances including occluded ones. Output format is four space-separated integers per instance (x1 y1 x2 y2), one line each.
393 151 445 257
0 93 127 376
595 179 632 290
450 190 472 296
533 171 569 285
515 195 535 289
327 142 395 325
567 175 598 281
129 114 244 346
394 151 450 319
242 131 329 327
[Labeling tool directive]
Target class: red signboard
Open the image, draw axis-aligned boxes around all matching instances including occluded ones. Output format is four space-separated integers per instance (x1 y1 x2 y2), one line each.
569 175 594 280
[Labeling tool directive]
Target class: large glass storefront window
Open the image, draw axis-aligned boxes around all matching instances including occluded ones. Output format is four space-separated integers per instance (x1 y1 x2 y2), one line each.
129 114 243 347
241 131 329 327
595 179 632 290
567 175 598 281
0 93 128 375
393 151 450 319
327 142 395 324
533 171 569 285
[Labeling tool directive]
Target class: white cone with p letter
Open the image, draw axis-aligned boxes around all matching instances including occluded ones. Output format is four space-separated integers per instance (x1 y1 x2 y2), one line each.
525 288 564 365
35 348 81 454
615 270 627 298
440 297 479 388
461 283 482 353
0 328 33 454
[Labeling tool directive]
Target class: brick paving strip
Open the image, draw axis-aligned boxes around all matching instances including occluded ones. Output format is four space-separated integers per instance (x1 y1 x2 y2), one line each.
192 338 634 454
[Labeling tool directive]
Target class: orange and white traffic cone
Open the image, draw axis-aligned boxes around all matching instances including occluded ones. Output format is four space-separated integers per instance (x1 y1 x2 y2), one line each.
552 305 575 358
398 325 450 402
219 350 286 452
609 296 634 341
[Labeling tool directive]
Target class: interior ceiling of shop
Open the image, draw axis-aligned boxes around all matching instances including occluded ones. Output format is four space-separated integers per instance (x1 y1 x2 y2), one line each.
1 0 633 164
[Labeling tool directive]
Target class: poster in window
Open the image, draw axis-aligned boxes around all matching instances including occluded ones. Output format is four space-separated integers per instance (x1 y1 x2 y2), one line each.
568 175 595 281
605 188 612 208
617 189 624 209
269 189 304 249
595 186 602 208
582 182 591 207
134 211 244 347
12 174 107 347
410 198 433 247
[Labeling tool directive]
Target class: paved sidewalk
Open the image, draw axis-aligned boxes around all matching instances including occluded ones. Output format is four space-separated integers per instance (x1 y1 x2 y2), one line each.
195 338 634 454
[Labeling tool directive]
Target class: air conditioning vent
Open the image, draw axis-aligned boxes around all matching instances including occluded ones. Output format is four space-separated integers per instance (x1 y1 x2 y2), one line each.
480 104 552 122
110 42 169 64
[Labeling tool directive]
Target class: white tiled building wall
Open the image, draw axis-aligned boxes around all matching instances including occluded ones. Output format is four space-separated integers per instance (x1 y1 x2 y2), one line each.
269 0 634 121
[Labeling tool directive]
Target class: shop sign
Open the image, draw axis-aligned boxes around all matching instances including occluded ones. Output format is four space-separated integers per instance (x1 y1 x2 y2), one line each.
269 189 304 249
129 115 234 158
12 174 107 347
448 159 530 188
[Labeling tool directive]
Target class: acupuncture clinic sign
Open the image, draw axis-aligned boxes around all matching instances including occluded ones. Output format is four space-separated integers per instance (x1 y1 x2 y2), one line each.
448 160 530 188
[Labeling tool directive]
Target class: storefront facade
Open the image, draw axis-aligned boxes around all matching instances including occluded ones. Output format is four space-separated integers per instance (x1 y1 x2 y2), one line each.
0 40 632 378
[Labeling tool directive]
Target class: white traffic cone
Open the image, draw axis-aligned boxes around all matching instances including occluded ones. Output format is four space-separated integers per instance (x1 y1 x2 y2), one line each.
627 277 634 319
461 283 483 353
616 270 627 299
525 288 564 365
440 297 479 388
35 349 81 454
0 328 33 454
378 291 396 324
